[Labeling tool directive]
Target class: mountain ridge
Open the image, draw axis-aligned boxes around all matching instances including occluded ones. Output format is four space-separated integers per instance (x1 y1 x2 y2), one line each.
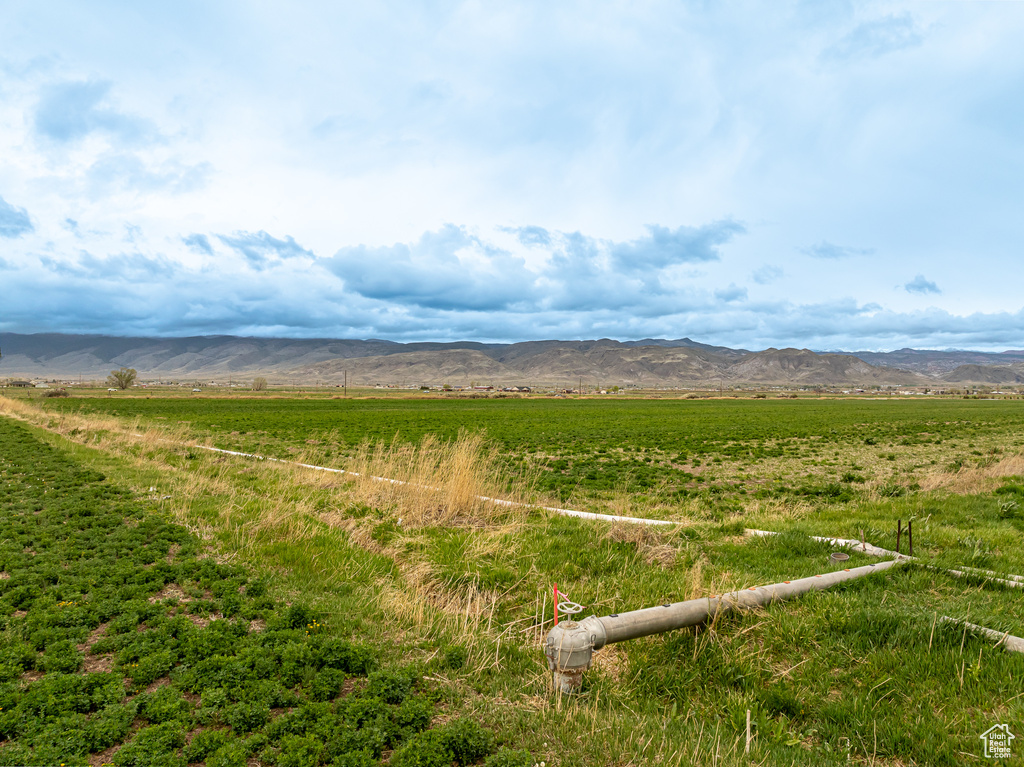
0 332 1018 386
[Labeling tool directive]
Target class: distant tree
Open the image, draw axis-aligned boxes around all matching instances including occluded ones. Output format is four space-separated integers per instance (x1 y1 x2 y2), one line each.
107 368 137 390
253 377 268 391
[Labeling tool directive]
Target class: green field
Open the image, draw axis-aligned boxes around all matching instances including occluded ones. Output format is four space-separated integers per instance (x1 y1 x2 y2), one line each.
3 393 1024 765
41 395 1024 505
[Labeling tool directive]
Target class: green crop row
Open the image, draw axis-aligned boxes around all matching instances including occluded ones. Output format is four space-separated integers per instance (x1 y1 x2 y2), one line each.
0 418 530 767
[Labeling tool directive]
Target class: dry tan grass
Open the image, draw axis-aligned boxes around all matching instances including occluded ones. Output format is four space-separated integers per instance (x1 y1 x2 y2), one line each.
343 430 533 528
918 452 1024 494
603 521 678 567
685 555 707 600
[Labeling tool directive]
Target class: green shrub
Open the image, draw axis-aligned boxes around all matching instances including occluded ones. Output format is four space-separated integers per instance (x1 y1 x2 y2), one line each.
267 734 323 767
182 728 233 761
279 641 315 687
282 603 318 630
391 729 453 767
440 645 467 671
85 702 137 752
316 638 376 674
322 723 387 760
206 740 251 767
18 671 124 718
0 642 36 681
139 685 193 724
392 695 433 734
309 667 347 702
341 696 388 728
365 667 418 704
224 700 270 733
126 650 175 687
440 718 494 765
113 722 187 766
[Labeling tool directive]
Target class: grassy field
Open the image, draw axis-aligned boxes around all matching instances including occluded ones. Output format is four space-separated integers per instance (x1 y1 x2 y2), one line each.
36 393 1024 510
2 392 1024 765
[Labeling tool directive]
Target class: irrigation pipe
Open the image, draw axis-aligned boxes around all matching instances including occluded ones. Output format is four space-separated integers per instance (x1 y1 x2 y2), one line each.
545 559 903 693
940 617 1024 654
745 529 1024 589
184 442 676 527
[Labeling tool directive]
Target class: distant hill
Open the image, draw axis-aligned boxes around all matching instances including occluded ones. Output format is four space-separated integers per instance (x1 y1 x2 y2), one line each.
0 332 1019 387
848 348 1024 376
728 348 924 386
942 364 1024 385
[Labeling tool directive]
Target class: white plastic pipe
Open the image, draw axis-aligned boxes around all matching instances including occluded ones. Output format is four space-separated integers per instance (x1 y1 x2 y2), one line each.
745 529 1024 589
940 617 1024 653
187 442 675 526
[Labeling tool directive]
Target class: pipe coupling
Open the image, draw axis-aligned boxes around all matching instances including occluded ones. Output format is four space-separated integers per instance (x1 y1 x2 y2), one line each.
544 616 606 693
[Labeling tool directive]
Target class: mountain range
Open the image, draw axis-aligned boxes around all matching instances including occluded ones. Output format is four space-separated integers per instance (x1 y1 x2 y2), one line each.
3 333 1024 387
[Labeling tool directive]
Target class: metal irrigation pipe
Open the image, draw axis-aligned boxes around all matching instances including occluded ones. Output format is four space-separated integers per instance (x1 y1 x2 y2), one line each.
544 559 902 693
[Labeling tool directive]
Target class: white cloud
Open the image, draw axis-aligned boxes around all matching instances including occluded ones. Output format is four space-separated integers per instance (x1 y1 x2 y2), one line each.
1 2 1024 349
904 274 941 295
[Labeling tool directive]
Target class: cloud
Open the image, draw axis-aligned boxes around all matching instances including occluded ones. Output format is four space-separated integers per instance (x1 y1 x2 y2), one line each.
182 233 214 256
217 230 314 268
509 225 551 248
800 241 875 259
752 265 783 285
34 80 154 144
611 221 746 271
824 14 923 61
0 196 33 238
4 231 1024 353
86 153 211 195
324 222 750 316
714 284 747 303
327 224 535 312
904 274 940 295
39 251 178 281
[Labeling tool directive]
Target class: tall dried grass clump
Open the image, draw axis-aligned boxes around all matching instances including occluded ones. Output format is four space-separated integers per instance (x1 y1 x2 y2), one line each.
603 522 678 567
918 451 1024 494
345 430 532 527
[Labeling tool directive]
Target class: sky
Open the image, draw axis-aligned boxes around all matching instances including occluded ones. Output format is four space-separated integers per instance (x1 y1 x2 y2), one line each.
2 1 1024 351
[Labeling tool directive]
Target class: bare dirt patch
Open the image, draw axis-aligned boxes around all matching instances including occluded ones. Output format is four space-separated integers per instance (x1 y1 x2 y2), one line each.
89 744 120 767
187 611 224 628
148 583 190 603
144 676 171 693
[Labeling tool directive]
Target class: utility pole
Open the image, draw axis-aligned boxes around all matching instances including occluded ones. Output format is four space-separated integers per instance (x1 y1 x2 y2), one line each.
344 370 347 398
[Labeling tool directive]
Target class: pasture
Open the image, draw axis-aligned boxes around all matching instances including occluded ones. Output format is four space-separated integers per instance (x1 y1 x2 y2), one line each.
2 392 1024 765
